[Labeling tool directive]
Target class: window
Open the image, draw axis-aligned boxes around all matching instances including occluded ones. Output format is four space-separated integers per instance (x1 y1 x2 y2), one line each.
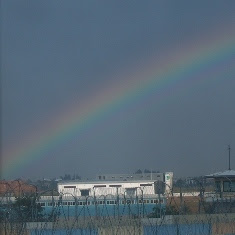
98 176 101 180
48 202 54 207
223 181 235 192
109 185 122 187
94 185 106 188
80 189 90 196
125 188 136 196
64 186 76 189
140 184 152 186
215 181 221 192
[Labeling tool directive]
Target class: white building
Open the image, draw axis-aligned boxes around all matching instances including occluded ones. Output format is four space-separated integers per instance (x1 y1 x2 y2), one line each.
58 173 173 197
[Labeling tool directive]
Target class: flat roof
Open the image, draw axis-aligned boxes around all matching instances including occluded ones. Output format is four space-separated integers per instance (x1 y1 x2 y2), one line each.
205 170 235 178
58 180 158 185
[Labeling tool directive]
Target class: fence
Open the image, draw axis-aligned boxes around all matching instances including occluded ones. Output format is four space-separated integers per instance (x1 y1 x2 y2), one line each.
1 180 235 234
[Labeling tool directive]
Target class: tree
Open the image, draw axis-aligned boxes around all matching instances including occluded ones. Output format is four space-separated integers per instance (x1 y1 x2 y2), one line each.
135 169 142 174
13 195 44 222
144 169 151 173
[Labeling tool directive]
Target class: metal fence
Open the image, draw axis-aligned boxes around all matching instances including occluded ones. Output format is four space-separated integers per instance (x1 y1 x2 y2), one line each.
1 180 235 234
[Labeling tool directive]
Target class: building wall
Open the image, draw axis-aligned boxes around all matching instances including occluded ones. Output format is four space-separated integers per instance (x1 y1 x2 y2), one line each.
58 181 156 197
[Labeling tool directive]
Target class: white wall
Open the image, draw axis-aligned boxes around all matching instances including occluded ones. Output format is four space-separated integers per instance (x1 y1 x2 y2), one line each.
58 181 156 197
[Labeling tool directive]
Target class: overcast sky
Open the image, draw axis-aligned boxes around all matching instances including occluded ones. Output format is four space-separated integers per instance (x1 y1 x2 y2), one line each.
1 1 235 180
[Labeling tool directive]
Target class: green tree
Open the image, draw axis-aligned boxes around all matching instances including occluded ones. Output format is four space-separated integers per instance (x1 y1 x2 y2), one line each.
13 195 44 221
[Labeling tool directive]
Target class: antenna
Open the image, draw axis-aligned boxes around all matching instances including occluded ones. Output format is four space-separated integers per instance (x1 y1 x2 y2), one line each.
228 145 231 170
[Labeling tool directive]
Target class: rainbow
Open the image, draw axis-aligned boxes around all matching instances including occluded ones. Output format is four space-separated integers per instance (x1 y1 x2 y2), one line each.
3 28 235 178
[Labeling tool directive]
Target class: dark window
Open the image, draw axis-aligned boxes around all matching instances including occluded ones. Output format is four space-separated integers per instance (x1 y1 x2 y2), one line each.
215 181 221 192
64 186 76 189
126 188 136 196
94 185 106 188
80 189 90 196
223 181 235 192
98 176 101 180
140 184 152 186
109 185 122 187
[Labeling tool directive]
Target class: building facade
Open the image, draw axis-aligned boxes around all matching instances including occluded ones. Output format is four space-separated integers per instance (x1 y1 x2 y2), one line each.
58 172 173 197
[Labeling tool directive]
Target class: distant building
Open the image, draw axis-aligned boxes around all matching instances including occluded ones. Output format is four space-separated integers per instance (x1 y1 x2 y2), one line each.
58 172 173 196
0 180 36 196
205 169 235 213
205 170 235 196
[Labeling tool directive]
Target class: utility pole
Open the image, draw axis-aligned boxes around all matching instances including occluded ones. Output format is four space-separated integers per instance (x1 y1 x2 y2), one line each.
228 145 231 170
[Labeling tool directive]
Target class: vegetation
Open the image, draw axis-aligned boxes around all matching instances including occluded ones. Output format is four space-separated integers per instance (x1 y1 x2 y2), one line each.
13 195 44 222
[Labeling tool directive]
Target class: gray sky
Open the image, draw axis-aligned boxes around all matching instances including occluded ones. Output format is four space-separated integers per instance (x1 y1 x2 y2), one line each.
1 0 235 180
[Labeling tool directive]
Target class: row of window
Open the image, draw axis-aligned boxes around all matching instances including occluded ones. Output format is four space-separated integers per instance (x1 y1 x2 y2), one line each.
37 199 164 207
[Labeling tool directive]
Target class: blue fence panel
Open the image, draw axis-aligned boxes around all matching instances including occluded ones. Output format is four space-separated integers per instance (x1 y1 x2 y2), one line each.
144 223 211 235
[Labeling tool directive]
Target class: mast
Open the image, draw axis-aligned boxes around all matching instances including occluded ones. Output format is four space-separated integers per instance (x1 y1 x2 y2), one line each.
228 145 231 170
